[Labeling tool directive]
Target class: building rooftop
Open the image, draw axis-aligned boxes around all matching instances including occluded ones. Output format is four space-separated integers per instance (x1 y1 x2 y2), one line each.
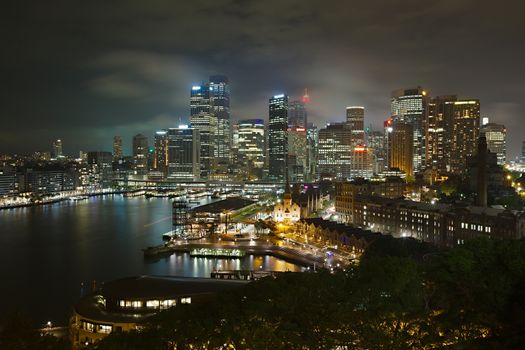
74 276 247 323
190 197 255 213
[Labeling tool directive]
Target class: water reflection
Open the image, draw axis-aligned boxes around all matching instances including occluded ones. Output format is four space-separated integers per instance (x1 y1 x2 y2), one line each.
0 196 302 325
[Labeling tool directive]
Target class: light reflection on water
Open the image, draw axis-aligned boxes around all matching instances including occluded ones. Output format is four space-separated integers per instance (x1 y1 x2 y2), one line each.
0 195 302 325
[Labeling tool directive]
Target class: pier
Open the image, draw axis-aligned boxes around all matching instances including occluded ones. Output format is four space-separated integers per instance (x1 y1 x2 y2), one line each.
210 269 280 280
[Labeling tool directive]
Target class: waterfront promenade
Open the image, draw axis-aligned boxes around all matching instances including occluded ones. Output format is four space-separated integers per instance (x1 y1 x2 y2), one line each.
143 237 353 269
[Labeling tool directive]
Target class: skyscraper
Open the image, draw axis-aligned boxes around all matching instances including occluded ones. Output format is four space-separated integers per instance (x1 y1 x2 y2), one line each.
522 141 525 164
268 94 289 182
190 84 216 178
52 139 63 158
426 96 481 177
288 100 307 129
391 87 428 174
349 145 374 179
389 121 413 178
450 99 480 174
167 126 200 180
236 119 265 169
318 123 352 179
113 136 123 159
288 127 308 182
481 122 506 166
306 123 319 181
346 106 365 146
209 75 231 164
154 130 168 175
132 134 149 175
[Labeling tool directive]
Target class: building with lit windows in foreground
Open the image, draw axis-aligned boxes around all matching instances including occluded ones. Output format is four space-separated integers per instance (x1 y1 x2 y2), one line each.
70 276 247 348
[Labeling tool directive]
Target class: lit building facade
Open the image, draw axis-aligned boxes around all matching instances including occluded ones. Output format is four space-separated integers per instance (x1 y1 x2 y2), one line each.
318 123 352 180
70 276 246 349
288 127 308 182
268 94 289 182
388 121 413 178
167 127 200 180
52 139 63 159
307 123 319 181
481 122 506 166
153 130 168 175
112 136 123 159
236 119 265 179
288 100 307 128
132 134 149 175
209 75 231 164
391 87 428 174
190 84 217 178
349 145 374 179
346 106 365 146
450 99 481 174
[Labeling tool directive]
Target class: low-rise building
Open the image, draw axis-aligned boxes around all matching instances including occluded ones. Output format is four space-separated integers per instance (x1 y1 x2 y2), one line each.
70 276 246 348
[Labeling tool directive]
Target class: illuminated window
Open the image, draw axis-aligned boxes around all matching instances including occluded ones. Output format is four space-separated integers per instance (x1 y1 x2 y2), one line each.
181 297 191 304
82 321 94 332
119 300 125 307
146 300 160 308
160 299 176 308
132 300 142 308
99 325 112 334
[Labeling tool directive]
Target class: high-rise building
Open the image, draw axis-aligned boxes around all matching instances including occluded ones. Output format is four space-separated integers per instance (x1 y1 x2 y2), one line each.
288 127 308 182
522 141 525 164
268 94 289 182
190 84 217 178
52 139 63 159
391 87 428 173
318 123 352 179
209 75 231 164
427 95 455 178
481 122 506 166
306 123 319 181
389 121 413 178
288 100 307 129
113 136 123 159
87 151 114 188
132 134 149 175
154 130 169 175
450 99 481 174
426 96 481 176
366 127 387 173
349 145 374 179
166 126 200 180
236 119 265 169
346 106 365 146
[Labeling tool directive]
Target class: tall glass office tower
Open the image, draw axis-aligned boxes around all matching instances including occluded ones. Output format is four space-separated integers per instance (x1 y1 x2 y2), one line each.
268 94 289 182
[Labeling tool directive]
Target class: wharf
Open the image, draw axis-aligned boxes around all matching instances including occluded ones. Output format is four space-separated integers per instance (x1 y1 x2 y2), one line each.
143 240 329 267
210 269 281 280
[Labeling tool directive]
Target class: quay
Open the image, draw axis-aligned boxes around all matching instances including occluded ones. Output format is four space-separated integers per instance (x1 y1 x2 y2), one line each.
210 269 282 280
143 240 339 268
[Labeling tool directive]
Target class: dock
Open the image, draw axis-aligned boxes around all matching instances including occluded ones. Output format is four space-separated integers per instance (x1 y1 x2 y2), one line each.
210 269 280 280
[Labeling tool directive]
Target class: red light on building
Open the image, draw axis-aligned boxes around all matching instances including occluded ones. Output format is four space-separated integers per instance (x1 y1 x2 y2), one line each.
295 128 306 132
302 88 310 103
354 146 366 152
384 118 393 127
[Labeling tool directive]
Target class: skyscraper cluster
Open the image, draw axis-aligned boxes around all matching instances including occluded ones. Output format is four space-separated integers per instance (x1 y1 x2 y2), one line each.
66 81 510 185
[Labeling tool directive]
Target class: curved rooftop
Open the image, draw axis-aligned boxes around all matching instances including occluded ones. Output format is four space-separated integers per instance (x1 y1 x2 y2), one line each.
74 276 247 323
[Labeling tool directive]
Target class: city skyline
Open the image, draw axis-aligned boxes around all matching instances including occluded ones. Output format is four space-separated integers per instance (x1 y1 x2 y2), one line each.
1 1 524 158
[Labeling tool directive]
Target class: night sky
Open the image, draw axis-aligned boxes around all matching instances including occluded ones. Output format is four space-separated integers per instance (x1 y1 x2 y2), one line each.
2 1 524 158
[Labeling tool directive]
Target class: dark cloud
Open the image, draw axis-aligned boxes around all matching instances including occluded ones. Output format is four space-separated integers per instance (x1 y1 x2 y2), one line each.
1 0 524 158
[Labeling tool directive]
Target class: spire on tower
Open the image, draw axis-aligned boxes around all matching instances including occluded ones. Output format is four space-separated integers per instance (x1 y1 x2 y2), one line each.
302 88 310 104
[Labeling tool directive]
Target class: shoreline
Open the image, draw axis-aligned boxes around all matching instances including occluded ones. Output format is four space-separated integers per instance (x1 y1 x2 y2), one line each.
144 241 339 268
0 190 129 210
